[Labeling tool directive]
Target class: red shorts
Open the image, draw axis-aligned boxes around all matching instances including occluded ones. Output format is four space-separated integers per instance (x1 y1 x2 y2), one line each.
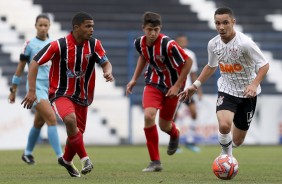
143 85 179 121
52 97 88 133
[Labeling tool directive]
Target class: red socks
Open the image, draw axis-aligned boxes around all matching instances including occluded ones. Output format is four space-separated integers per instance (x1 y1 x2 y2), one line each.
64 131 87 161
167 122 179 139
144 124 160 161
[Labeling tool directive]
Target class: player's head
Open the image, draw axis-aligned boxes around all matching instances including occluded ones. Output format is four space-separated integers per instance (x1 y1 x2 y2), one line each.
175 33 189 48
35 14 50 39
214 7 236 43
72 12 94 41
142 12 162 45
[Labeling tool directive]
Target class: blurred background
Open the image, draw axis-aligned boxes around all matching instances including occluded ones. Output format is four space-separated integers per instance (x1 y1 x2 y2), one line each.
1 0 282 149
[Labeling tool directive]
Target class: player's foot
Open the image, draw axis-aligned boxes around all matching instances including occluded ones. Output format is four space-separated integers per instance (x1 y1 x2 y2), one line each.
186 143 201 153
142 160 162 172
22 154 35 165
81 158 93 175
167 128 180 155
58 157 81 177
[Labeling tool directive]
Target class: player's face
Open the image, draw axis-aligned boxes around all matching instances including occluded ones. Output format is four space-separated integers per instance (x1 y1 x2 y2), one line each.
214 14 236 43
143 23 161 46
77 20 94 40
35 18 50 40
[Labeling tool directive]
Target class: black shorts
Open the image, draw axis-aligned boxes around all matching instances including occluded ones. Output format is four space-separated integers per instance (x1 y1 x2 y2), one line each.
216 92 257 131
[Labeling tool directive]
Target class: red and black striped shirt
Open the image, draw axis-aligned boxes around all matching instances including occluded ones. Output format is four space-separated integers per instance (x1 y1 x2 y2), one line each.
33 33 106 106
134 33 189 93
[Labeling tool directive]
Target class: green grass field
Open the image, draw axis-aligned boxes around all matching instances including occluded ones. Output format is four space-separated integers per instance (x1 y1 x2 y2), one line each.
0 145 281 184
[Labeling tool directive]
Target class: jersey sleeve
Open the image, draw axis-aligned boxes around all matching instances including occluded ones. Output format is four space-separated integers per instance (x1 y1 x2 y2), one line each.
169 40 189 67
94 39 108 65
33 42 55 65
245 40 268 68
19 40 31 61
207 40 219 67
134 37 142 55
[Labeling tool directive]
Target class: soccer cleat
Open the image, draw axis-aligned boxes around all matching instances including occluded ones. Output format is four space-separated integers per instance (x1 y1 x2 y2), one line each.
58 157 81 177
22 154 35 165
167 128 180 155
81 158 94 175
142 161 163 172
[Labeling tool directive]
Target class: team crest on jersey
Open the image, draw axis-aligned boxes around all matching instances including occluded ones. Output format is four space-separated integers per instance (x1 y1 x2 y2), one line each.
228 47 241 60
216 96 224 106
85 54 93 62
156 55 165 62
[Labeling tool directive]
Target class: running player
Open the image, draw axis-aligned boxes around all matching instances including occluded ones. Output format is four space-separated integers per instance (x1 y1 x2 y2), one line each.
178 7 269 156
21 12 114 177
126 12 192 172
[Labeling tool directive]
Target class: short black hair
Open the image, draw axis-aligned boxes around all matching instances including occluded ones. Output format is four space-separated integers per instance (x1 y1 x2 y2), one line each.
35 14 50 24
214 7 234 18
72 12 93 27
143 12 162 27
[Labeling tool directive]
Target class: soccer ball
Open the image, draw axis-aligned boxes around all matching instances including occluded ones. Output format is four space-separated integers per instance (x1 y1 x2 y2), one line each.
212 154 239 180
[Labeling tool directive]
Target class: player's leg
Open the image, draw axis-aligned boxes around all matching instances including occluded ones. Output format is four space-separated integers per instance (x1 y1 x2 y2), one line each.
232 96 257 147
216 110 234 155
22 111 44 165
142 85 162 172
74 104 93 175
52 97 80 177
159 96 180 156
35 99 63 158
216 92 238 156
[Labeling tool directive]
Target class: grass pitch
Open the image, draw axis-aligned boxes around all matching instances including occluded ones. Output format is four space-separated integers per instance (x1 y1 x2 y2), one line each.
0 145 281 184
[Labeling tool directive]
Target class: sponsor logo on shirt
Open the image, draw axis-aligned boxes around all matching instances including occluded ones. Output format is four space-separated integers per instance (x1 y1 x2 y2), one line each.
219 62 243 73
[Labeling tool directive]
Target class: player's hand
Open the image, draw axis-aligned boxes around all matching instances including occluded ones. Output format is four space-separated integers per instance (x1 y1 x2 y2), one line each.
8 92 16 104
21 91 37 109
165 86 179 98
126 80 136 96
103 72 114 82
178 85 197 102
243 84 257 98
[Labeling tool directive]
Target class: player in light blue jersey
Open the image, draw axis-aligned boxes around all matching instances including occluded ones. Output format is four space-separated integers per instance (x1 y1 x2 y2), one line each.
8 14 63 164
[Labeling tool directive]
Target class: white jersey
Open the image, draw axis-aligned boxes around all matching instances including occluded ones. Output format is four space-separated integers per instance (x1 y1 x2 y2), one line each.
207 31 268 98
184 48 198 87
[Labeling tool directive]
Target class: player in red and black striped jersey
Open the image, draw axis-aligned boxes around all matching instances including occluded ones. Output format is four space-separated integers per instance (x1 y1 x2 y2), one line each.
126 12 193 172
22 12 114 177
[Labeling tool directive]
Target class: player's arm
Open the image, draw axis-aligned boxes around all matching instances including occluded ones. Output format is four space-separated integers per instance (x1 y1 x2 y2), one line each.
179 64 217 102
100 60 114 82
8 60 27 103
166 57 192 97
190 71 203 100
21 60 39 109
244 63 269 97
126 55 146 96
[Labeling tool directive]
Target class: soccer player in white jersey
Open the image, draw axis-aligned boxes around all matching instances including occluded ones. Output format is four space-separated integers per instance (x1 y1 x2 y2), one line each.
178 7 269 156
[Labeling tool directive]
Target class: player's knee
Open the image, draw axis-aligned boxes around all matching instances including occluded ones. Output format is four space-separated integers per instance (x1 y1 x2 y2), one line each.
63 113 77 127
233 139 244 147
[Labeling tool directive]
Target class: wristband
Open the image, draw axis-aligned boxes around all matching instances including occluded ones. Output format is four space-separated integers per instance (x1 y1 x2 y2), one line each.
193 80 201 89
12 75 22 85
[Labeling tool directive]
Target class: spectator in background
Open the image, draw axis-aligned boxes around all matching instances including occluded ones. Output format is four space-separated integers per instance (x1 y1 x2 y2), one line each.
175 34 203 153
8 14 63 165
126 12 192 172
178 7 269 157
21 12 114 177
